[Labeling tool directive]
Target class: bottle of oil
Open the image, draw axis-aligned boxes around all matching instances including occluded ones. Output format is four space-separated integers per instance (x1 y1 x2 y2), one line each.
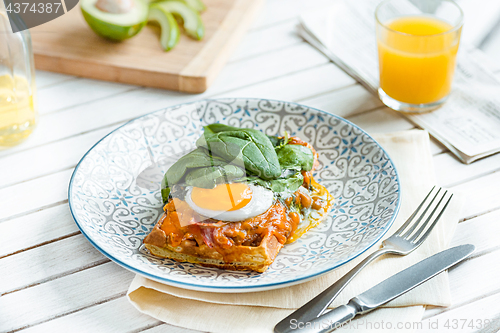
0 5 37 148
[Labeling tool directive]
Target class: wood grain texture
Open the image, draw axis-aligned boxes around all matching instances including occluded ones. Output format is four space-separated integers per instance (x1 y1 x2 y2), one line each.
418 292 500 333
420 250 500 322
31 0 264 93
250 0 334 30
0 262 133 332
0 234 106 295
435 151 500 187
347 108 413 134
0 169 72 222
0 204 78 258
36 70 78 89
229 20 302 62
216 63 354 102
451 171 500 221
0 126 113 189
300 83 382 118
19 297 162 333
450 209 500 255
37 78 136 115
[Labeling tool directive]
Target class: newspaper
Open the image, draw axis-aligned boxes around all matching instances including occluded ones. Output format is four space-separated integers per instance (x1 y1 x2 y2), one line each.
299 0 500 163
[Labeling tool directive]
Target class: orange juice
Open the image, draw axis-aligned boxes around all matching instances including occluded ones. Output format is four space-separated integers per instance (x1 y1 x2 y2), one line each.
377 16 460 104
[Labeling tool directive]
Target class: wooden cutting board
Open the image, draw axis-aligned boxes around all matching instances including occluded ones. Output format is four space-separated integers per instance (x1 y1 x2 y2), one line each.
30 0 264 93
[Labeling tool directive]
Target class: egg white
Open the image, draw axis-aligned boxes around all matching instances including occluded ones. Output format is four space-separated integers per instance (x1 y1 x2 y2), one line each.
185 184 274 222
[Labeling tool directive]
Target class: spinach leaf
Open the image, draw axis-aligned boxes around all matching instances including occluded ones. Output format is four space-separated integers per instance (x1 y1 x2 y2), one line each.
239 171 304 194
268 173 304 193
267 135 284 148
161 187 170 204
267 131 289 149
276 144 314 171
163 147 226 185
184 165 245 189
203 123 239 133
196 124 281 180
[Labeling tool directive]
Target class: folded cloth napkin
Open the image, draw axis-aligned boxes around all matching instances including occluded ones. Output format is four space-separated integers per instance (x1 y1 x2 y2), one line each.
128 130 464 333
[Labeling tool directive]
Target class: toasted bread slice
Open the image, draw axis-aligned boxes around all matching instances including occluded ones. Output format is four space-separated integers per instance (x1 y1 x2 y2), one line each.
144 230 282 273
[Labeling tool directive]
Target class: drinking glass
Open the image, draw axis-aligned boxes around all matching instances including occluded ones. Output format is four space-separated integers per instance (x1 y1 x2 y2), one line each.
376 0 463 113
0 3 37 147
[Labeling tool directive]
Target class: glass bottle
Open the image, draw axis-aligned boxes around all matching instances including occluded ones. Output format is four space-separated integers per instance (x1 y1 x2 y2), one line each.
0 2 37 148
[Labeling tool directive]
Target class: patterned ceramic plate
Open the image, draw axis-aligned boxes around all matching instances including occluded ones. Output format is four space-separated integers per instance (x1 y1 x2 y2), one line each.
69 98 401 293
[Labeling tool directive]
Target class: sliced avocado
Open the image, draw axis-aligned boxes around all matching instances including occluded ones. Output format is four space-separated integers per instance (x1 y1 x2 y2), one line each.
156 1 204 40
168 0 205 12
152 0 206 13
81 0 148 41
148 4 180 51
184 0 205 12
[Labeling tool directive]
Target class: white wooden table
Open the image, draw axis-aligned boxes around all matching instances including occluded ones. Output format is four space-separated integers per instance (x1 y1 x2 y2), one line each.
2 0 500 332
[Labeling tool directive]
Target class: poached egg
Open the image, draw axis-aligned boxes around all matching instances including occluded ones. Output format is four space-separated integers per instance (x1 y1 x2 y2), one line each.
185 183 273 222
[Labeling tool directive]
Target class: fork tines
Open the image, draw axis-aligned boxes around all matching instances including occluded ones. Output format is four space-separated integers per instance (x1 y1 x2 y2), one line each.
396 186 453 245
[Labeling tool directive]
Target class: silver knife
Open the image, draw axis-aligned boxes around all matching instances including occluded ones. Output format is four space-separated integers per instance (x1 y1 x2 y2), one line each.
274 244 475 333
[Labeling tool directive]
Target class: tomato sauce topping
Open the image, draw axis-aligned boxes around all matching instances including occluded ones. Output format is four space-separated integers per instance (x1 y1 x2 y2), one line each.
159 198 298 261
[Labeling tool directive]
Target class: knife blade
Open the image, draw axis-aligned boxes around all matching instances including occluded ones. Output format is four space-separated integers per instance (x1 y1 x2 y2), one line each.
274 244 475 333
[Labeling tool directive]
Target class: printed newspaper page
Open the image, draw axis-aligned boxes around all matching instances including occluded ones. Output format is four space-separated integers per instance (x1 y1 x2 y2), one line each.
300 0 500 163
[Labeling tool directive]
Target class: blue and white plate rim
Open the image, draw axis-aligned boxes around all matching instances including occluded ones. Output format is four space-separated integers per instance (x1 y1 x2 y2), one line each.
68 97 402 293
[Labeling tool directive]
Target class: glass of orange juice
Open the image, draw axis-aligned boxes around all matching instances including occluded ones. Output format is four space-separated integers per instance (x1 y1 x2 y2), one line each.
375 0 463 113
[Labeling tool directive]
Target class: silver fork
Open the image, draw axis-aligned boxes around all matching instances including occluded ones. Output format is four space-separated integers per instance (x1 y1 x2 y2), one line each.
274 186 453 333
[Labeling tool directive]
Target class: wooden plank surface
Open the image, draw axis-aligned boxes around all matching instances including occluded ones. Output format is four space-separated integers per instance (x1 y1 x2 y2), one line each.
0 204 78 258
2 0 500 331
0 263 132 332
31 0 264 93
19 297 162 333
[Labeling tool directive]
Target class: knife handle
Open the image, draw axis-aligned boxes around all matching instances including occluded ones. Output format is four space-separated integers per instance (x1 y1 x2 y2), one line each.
274 247 392 333
292 301 359 333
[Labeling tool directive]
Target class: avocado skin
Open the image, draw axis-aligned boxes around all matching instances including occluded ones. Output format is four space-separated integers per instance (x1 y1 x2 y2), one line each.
82 7 146 41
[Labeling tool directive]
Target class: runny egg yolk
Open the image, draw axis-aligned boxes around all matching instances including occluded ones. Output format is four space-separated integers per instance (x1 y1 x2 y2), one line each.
191 183 252 211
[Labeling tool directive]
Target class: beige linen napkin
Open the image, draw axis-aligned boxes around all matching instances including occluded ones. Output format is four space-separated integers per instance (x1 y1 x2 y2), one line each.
128 130 464 333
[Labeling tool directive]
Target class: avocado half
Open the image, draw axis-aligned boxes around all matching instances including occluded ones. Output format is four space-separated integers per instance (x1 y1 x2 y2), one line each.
81 0 148 41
